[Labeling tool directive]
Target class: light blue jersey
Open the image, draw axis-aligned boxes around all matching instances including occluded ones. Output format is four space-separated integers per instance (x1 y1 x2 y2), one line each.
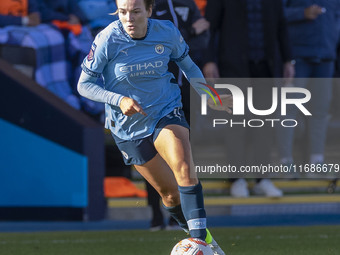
81 19 189 140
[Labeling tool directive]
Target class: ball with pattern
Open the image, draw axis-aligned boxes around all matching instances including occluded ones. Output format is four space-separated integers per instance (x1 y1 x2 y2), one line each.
170 238 214 255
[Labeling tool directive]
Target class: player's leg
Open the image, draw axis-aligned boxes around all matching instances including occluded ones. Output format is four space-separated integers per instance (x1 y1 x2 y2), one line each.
134 154 188 230
154 124 225 255
112 130 188 231
154 124 206 239
134 154 179 208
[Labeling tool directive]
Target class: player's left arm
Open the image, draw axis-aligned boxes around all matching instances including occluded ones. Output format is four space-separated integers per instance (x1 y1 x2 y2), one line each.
171 22 231 112
176 55 206 96
176 55 232 113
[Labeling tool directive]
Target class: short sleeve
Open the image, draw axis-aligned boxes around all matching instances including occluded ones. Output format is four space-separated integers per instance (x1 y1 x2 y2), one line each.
81 32 108 78
170 24 189 62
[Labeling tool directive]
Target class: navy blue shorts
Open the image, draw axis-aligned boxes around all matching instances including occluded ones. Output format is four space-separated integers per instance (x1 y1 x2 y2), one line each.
112 108 189 165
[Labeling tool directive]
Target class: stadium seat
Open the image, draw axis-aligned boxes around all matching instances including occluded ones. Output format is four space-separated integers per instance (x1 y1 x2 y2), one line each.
0 44 36 77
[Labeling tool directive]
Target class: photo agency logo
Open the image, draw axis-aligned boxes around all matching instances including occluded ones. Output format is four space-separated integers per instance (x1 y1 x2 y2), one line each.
199 83 312 128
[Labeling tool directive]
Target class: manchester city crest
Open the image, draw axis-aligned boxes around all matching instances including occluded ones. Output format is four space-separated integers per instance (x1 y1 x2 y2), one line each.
155 44 164 54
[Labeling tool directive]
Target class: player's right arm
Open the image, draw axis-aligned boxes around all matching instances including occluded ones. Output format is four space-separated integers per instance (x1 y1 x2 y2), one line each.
77 30 124 105
78 29 145 116
78 72 146 116
77 71 124 107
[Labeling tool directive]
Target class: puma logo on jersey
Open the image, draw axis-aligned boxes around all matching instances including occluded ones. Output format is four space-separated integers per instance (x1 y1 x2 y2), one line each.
120 49 128 56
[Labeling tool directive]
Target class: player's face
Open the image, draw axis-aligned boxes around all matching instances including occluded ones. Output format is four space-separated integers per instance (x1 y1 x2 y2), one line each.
117 0 152 39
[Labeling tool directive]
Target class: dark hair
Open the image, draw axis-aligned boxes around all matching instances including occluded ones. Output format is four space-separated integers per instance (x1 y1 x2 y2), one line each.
113 0 155 14
144 0 155 9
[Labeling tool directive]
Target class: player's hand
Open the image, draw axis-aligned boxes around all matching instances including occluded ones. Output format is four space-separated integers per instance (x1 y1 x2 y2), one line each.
208 94 233 114
119 97 147 116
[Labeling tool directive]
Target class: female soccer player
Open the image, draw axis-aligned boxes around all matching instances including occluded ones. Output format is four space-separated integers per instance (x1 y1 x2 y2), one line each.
77 0 225 254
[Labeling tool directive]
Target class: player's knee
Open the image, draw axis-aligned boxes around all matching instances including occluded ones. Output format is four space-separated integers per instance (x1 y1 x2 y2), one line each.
174 162 197 186
175 161 190 177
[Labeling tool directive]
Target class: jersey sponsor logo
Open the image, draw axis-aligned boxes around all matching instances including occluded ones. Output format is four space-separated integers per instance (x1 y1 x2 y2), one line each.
155 10 167 16
119 61 163 73
179 35 184 43
155 44 164 54
87 43 97 61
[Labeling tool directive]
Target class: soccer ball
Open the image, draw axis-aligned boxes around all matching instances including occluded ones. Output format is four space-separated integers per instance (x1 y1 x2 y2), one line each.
170 238 214 255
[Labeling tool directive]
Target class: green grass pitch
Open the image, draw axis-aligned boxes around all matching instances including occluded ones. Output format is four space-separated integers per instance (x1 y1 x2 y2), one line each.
1 225 339 255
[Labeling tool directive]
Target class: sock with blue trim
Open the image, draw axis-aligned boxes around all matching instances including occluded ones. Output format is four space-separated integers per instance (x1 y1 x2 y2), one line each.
163 204 188 231
178 182 207 240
